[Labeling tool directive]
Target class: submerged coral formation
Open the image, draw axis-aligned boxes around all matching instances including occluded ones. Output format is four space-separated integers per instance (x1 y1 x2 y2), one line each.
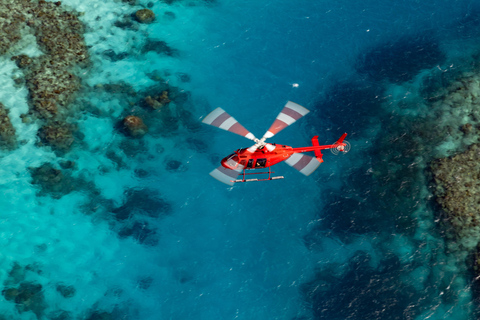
135 8 155 24
2 263 47 319
424 69 480 266
145 91 170 110
0 102 16 149
3 282 46 318
1 0 88 152
29 163 74 197
37 121 75 151
25 2 87 117
431 144 480 250
123 115 148 138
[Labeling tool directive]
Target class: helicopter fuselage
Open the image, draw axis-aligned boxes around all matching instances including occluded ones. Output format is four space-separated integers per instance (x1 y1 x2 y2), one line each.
221 144 295 170
202 101 350 185
220 136 344 171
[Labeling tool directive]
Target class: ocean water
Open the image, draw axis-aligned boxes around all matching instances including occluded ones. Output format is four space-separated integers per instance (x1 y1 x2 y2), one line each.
1 0 480 319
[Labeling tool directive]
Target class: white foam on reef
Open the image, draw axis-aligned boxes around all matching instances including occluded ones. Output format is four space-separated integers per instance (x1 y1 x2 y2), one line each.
60 0 189 91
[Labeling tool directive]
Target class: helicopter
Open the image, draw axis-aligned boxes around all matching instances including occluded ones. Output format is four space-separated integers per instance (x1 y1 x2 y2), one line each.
202 101 350 185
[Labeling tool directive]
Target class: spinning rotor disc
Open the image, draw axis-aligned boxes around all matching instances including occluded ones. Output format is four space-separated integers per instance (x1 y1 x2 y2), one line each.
331 140 351 155
202 101 310 155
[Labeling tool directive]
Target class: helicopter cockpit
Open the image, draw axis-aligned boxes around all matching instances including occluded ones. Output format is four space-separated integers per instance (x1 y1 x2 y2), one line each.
221 152 241 170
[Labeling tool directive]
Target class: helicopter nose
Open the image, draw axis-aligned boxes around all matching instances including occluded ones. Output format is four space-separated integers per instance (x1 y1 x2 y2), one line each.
221 154 240 170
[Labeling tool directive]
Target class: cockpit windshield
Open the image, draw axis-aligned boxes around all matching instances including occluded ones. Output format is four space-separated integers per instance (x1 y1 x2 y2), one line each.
223 153 240 169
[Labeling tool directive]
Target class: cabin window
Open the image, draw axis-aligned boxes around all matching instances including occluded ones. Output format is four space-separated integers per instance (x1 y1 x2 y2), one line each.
246 159 254 168
256 158 267 168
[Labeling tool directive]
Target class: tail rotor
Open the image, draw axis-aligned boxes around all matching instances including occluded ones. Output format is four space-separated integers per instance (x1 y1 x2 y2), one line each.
331 140 351 155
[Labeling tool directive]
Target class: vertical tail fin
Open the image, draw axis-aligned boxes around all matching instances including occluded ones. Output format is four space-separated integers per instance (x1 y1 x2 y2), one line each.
336 133 348 144
311 136 324 163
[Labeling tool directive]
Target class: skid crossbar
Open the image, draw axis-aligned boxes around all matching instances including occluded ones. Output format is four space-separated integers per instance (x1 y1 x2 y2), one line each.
232 167 284 183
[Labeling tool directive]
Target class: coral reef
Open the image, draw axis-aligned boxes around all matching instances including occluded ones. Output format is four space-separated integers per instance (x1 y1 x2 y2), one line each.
56 283 76 298
37 122 75 151
302 50 480 313
142 39 178 56
3 282 46 318
29 163 74 198
23 0 87 120
112 188 171 221
107 188 171 245
303 251 421 319
118 220 158 245
123 115 148 138
2 263 47 319
86 311 114 320
1 0 89 152
356 35 445 83
0 102 17 149
431 144 480 251
166 159 183 171
144 90 170 110
424 69 480 270
135 8 155 24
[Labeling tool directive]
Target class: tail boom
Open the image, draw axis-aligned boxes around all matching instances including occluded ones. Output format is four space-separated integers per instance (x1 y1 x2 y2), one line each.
291 133 348 159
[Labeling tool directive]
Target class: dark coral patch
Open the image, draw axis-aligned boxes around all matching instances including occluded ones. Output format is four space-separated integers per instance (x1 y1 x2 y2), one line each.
142 39 178 56
356 35 445 83
0 102 17 149
310 79 386 137
112 188 171 221
3 282 46 319
302 252 422 320
118 221 158 245
37 122 75 151
30 163 74 197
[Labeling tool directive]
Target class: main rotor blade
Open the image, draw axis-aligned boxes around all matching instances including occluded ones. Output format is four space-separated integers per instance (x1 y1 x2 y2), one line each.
209 165 242 186
285 153 321 176
202 108 256 141
246 142 276 153
263 101 309 139
247 144 258 153
265 143 276 152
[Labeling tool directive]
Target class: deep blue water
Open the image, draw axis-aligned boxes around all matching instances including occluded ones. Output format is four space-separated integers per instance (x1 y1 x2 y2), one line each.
3 0 480 319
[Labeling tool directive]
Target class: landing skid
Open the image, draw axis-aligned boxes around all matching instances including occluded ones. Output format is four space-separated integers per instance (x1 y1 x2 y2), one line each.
232 167 284 183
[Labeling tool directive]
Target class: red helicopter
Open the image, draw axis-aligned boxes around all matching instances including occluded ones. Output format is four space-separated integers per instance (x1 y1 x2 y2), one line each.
202 101 350 185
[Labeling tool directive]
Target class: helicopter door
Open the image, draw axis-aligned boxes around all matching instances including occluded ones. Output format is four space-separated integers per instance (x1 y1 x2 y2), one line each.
246 159 254 168
255 158 267 168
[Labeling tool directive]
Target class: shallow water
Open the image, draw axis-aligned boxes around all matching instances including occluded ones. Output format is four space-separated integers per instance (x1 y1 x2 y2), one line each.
1 0 480 319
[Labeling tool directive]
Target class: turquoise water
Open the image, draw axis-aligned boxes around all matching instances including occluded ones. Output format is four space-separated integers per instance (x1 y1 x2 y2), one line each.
2 0 480 319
